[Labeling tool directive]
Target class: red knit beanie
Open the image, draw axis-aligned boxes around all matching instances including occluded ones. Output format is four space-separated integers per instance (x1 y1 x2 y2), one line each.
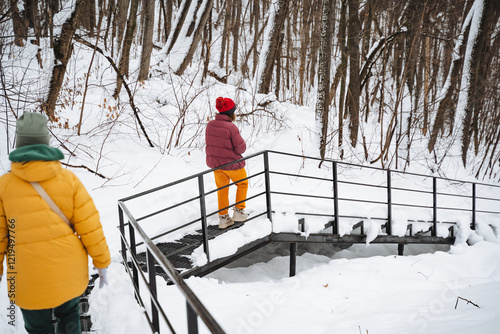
215 97 236 114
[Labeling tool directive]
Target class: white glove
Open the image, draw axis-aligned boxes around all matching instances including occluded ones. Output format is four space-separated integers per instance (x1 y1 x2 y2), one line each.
97 268 108 288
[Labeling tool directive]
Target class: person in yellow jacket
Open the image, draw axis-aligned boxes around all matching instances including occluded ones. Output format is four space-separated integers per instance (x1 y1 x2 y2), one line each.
0 112 111 334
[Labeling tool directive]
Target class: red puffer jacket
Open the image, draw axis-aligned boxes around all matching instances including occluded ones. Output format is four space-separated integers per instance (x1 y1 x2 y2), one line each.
206 114 246 170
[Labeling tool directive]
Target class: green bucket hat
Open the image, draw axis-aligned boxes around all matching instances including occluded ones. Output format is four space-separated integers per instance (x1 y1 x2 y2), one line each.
15 112 50 148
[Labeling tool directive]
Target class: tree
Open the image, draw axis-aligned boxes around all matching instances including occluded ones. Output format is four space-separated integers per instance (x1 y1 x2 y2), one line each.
219 0 230 70
3 0 500 178
256 0 289 94
297 0 312 105
427 0 500 167
345 0 361 147
25 0 40 39
9 0 28 47
337 0 348 155
231 0 242 71
138 0 155 81
316 0 335 161
461 0 500 165
44 0 87 121
114 0 139 99
159 0 173 43
165 0 214 76
116 0 130 48
81 0 96 36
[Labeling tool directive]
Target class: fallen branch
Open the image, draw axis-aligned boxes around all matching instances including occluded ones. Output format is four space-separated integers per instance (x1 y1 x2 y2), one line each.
74 34 154 148
455 296 480 309
61 162 108 179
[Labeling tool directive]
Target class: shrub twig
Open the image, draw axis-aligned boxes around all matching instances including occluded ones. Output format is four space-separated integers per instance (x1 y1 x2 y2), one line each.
455 296 480 309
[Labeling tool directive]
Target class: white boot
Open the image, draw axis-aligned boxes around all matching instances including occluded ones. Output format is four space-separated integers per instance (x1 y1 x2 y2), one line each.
232 208 248 222
219 214 234 229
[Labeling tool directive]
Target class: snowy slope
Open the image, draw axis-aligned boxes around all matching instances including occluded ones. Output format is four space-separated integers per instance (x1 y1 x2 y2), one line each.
1 8 500 333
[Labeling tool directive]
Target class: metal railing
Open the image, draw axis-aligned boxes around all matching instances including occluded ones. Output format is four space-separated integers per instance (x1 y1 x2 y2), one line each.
118 201 225 334
117 150 500 333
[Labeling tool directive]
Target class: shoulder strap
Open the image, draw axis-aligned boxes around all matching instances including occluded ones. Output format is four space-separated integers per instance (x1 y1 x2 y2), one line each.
30 182 73 230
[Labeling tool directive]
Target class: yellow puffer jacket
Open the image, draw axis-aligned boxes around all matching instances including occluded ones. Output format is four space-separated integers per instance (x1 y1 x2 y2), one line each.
0 145 111 310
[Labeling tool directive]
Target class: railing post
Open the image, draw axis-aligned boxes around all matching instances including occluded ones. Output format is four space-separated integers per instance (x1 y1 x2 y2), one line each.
432 177 437 237
263 151 273 222
471 183 476 230
198 175 210 262
289 242 296 277
398 243 404 256
147 249 160 333
129 222 140 300
118 204 127 265
386 169 392 235
290 218 304 277
187 302 199 334
332 161 339 234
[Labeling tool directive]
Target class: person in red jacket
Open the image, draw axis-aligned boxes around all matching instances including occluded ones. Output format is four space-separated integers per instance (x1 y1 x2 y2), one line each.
206 97 249 228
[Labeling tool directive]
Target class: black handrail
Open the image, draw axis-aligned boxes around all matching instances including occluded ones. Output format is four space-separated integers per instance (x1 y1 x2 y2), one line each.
118 150 500 333
118 201 225 334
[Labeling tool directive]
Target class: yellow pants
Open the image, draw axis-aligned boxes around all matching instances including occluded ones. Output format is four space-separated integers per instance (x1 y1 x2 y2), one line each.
214 168 248 215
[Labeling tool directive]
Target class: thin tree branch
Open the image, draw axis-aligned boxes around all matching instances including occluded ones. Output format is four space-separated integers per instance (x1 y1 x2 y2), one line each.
455 296 480 309
78 15 103 135
74 34 154 147
61 162 108 179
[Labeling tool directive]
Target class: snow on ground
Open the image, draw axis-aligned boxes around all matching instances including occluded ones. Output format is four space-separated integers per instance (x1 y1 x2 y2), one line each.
2 31 500 334
4 117 499 334
192 242 500 334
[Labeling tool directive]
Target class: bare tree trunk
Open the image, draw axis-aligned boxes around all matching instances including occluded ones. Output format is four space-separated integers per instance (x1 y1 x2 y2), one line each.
25 0 40 39
298 0 311 105
403 0 424 99
316 0 334 161
218 0 230 69
201 10 212 84
116 0 130 46
44 0 87 121
346 0 361 147
138 0 155 81
170 0 215 75
104 0 115 51
166 0 193 53
361 0 372 122
252 0 259 75
285 16 291 91
361 0 372 57
159 0 173 43
461 0 500 165
114 0 139 99
428 1 473 153
81 0 96 37
338 0 347 153
257 0 289 94
308 0 321 87
241 17 268 78
427 57 462 153
423 35 430 136
10 0 27 46
231 0 241 70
